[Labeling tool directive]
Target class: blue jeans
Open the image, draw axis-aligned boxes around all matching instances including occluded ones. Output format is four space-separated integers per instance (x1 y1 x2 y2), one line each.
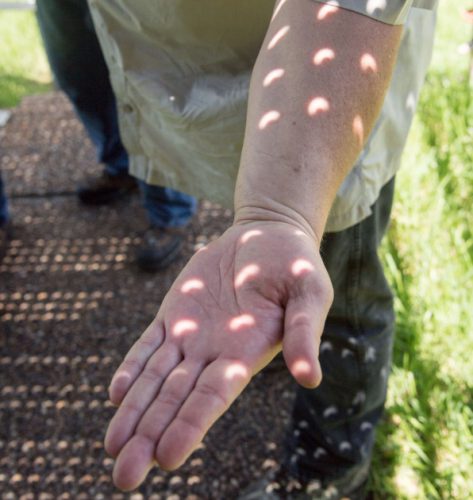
36 0 196 228
139 181 197 228
0 172 8 226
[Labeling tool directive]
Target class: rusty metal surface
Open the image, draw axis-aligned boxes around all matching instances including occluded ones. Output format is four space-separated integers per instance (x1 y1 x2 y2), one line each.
0 92 293 499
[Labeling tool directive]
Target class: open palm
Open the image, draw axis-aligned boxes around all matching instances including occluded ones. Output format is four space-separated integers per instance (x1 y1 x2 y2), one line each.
105 220 333 490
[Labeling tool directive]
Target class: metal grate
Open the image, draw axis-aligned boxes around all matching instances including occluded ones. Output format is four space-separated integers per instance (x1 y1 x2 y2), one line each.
0 92 292 498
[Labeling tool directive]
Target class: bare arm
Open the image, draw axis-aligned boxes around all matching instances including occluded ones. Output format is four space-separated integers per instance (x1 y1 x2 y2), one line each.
235 0 402 241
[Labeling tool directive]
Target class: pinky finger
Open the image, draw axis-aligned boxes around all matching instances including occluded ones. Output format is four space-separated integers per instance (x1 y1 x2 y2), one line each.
109 318 165 404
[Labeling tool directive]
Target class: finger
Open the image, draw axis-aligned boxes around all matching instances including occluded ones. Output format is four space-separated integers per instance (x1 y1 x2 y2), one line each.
155 358 252 470
112 434 156 492
109 319 165 405
282 294 329 388
134 359 204 442
105 343 181 458
110 359 204 489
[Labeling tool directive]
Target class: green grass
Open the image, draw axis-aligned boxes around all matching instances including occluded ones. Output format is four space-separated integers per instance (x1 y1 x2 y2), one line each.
0 3 472 499
372 2 473 498
0 8 52 108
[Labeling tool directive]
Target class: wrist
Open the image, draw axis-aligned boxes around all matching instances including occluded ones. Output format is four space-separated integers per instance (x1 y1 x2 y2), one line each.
233 201 323 249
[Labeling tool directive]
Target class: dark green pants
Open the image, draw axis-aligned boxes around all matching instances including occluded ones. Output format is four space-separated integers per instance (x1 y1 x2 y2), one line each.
286 178 396 498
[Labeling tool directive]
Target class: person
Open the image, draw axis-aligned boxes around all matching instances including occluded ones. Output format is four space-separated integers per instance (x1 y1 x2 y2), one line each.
35 0 198 271
0 172 11 260
87 0 438 497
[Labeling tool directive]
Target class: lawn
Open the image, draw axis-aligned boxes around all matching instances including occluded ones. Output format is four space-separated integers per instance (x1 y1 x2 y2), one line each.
372 2 473 498
0 3 472 499
0 6 51 108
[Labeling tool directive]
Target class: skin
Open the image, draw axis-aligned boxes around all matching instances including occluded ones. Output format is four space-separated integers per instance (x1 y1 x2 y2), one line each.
105 0 403 491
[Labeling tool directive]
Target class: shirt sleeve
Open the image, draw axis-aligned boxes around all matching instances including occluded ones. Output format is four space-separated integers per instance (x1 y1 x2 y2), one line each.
312 0 417 25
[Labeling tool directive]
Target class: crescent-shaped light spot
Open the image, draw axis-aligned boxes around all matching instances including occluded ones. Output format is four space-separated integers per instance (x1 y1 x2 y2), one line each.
317 3 340 20
313 48 335 66
240 230 263 244
263 68 285 87
307 97 330 116
173 319 198 337
225 363 249 381
367 0 387 15
267 25 290 50
271 0 288 21
360 53 378 73
292 259 315 276
235 264 260 288
229 314 255 331
291 359 311 376
259 110 281 130
181 279 204 293
167 367 189 380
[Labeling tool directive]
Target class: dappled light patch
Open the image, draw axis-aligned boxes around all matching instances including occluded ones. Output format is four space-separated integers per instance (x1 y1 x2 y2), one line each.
224 363 249 381
360 53 378 73
180 279 205 294
0 236 137 274
267 25 290 50
317 3 340 21
234 264 260 288
0 289 110 323
367 0 387 15
240 229 263 244
394 465 421 498
258 110 281 130
291 259 315 277
263 68 285 87
271 0 288 21
320 341 333 353
352 115 364 146
313 48 335 66
406 91 416 112
307 97 330 117
291 359 311 377
172 319 199 337
167 366 190 381
229 314 255 332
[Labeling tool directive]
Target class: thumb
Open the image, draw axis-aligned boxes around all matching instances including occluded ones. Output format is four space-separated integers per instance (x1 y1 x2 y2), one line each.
282 294 329 388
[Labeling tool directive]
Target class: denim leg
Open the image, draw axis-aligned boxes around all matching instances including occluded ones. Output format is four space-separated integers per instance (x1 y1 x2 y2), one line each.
284 178 396 497
139 181 198 228
0 172 9 225
36 0 128 176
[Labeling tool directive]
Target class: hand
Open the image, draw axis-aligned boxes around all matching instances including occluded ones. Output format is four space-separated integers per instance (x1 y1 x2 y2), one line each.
104 220 333 490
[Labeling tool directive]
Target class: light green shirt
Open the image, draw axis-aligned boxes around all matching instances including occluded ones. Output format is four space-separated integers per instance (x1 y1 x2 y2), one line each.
88 0 438 231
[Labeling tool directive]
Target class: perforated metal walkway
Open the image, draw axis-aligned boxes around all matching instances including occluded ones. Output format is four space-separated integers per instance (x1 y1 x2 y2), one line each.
0 92 292 499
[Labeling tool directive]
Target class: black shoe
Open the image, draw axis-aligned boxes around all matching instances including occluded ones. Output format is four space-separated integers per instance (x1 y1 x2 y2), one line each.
0 221 12 263
135 225 185 272
239 467 369 500
77 172 137 205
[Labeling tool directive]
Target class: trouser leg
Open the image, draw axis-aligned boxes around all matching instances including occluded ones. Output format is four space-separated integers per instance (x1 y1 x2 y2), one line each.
139 181 197 228
37 0 198 220
0 172 9 225
285 178 396 498
36 0 128 175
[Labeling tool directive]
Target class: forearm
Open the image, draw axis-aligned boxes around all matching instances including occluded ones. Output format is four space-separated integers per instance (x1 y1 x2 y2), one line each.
234 0 402 242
